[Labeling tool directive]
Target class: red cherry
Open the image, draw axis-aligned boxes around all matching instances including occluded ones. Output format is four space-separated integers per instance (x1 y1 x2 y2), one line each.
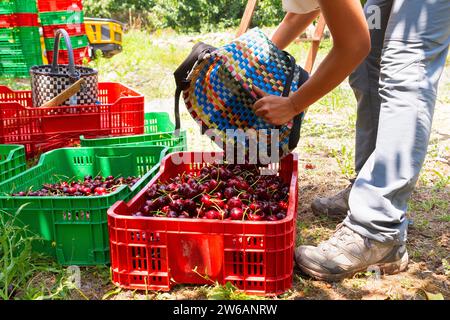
276 212 286 220
305 163 316 170
213 199 226 209
240 193 251 201
208 179 219 191
266 215 279 222
167 211 179 218
201 194 213 207
161 205 170 214
237 181 250 191
227 197 243 209
94 187 107 195
224 187 236 199
230 208 244 220
82 187 91 195
226 179 239 188
248 213 264 221
183 199 197 214
205 210 220 220
179 212 191 219
196 208 205 218
249 203 261 213
278 201 288 211
169 199 184 212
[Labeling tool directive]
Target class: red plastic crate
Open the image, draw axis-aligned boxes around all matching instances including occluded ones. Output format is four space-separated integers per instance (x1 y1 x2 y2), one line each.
46 46 90 64
16 13 39 26
0 13 39 27
37 0 83 12
0 82 145 158
42 23 85 38
0 14 16 27
108 152 299 296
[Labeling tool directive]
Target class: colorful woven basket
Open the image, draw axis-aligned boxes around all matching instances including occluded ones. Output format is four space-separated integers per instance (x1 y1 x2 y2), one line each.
175 28 309 161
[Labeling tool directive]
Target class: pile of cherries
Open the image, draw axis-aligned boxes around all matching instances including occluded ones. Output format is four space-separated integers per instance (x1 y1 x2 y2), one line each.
11 175 140 197
134 163 290 221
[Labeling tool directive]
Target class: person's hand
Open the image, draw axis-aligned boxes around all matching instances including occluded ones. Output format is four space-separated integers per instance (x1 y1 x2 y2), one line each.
252 86 299 126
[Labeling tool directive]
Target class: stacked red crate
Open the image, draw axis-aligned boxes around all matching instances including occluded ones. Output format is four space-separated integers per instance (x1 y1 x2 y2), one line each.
37 0 83 12
37 0 90 65
0 13 39 28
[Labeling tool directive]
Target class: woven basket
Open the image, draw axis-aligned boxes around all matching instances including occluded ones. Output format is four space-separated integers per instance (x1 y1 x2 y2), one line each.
30 29 98 107
179 28 309 160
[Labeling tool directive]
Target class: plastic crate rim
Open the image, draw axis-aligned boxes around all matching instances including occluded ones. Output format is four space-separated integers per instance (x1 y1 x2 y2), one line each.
0 144 24 163
107 152 298 225
0 145 169 199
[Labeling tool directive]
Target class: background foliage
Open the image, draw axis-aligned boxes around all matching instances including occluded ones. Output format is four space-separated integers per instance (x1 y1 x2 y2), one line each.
83 0 285 32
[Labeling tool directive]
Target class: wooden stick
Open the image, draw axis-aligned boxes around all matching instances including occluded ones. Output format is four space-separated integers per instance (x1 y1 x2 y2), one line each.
236 0 258 37
41 78 86 108
304 14 326 73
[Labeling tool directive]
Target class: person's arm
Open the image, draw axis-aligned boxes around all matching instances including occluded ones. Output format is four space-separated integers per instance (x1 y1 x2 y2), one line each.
253 0 370 126
271 11 320 50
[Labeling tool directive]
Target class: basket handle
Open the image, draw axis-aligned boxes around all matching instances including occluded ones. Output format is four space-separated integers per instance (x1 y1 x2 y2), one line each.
51 29 79 79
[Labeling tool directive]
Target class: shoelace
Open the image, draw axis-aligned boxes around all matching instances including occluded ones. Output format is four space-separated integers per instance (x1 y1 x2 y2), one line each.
319 224 369 253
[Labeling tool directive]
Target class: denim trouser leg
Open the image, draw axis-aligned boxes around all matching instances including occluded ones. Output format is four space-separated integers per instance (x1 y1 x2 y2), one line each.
345 0 450 244
349 0 393 173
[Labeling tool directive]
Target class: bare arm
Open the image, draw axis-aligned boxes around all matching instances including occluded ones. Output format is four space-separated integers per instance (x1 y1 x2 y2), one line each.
271 11 320 50
253 0 370 125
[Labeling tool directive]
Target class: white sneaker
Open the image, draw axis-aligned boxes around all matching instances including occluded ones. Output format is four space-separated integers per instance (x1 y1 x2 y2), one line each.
295 224 409 281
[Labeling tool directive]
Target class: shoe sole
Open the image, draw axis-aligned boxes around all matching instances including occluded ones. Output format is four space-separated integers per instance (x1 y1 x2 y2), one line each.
297 251 409 282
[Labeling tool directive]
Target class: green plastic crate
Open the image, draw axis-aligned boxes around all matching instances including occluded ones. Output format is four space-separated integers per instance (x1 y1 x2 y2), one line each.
0 27 42 76
22 50 43 67
0 27 40 44
15 0 38 13
0 144 26 182
0 0 14 15
18 26 41 45
0 145 168 266
44 35 88 51
144 112 175 134
0 27 42 55
0 63 29 77
80 112 187 151
0 52 25 65
1 52 43 70
80 131 187 152
39 10 84 26
0 27 18 42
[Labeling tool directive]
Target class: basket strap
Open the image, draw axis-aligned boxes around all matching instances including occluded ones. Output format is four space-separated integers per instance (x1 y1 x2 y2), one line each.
174 42 216 131
288 65 310 151
51 29 79 79
281 52 297 98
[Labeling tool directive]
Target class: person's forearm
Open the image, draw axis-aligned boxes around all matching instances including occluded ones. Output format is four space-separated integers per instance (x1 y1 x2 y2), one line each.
271 11 320 50
290 0 370 113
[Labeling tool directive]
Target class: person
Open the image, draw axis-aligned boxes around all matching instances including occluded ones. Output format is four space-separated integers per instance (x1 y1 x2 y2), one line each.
253 0 450 281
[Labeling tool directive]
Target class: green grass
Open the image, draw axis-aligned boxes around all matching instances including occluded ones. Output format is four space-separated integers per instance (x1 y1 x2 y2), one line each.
437 214 450 223
88 29 192 99
0 206 85 300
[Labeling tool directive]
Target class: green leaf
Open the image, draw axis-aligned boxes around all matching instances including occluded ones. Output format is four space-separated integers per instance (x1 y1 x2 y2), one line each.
419 289 444 300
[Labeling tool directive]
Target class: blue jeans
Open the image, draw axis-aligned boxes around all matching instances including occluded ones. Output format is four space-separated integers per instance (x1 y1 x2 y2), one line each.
345 0 450 244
